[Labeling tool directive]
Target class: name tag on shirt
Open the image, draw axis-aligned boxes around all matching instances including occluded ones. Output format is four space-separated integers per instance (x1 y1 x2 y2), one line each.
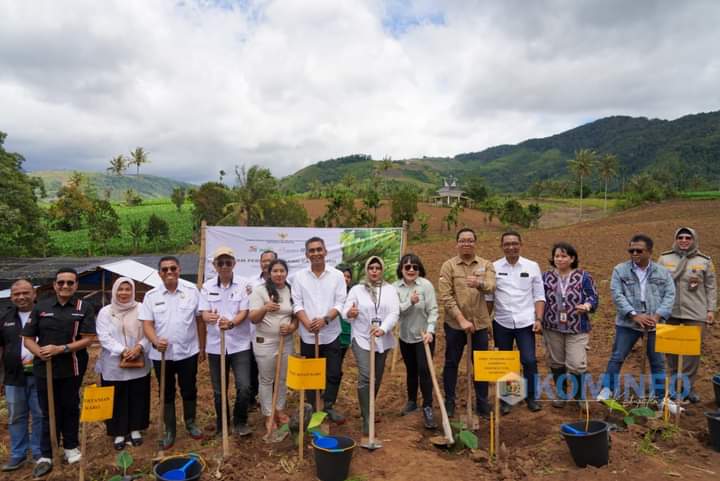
498 272 508 276
40 312 54 318
71 312 85 317
520 272 529 278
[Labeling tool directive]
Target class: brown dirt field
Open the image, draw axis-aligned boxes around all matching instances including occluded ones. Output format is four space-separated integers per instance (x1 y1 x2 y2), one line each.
2 199 720 481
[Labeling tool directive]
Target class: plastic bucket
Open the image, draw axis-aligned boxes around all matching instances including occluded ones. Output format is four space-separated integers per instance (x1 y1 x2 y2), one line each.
312 435 355 481
560 420 610 468
153 456 203 481
712 374 720 407
706 412 720 452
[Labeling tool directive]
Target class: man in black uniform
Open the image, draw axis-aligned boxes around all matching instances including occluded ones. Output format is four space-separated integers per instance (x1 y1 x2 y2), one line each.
22 268 96 478
1 279 42 472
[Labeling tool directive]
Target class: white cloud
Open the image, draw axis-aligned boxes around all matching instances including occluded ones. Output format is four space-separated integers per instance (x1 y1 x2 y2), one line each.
1 0 719 184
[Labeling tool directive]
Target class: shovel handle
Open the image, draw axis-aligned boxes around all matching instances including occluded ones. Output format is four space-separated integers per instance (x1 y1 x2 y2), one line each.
220 330 229 456
315 333 321 412
270 333 285 426
369 333 376 444
45 358 60 467
159 351 166 457
466 332 473 417
423 337 453 444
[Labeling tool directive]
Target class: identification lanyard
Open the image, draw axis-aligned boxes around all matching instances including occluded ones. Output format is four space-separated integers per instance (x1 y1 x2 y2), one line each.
371 284 383 326
557 271 573 323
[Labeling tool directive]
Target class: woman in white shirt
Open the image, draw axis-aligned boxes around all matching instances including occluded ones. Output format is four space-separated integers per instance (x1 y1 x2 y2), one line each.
96 277 151 450
343 256 399 436
249 259 298 438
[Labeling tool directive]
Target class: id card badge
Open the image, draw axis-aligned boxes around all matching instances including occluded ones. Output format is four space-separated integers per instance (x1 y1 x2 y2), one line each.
371 317 382 327
559 311 568 323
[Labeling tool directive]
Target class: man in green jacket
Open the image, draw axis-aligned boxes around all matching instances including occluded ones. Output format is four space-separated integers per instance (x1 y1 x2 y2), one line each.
658 227 717 403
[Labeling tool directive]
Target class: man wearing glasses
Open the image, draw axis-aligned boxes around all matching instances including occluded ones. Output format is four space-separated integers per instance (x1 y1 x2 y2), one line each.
141 256 204 449
438 228 496 418
597 234 678 412
22 268 96 478
658 227 717 403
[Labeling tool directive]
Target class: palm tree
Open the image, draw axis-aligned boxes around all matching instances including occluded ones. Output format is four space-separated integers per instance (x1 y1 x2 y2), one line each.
129 147 150 176
598 153 619 214
106 155 126 176
568 148 596 221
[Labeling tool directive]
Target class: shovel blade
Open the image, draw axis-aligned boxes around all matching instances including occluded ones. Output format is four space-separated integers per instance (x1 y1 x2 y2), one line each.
359 437 383 450
460 413 480 431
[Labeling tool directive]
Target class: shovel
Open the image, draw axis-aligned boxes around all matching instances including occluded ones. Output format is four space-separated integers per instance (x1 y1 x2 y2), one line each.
423 337 454 448
266 333 289 443
163 457 197 481
157 351 167 458
460 332 480 430
314 332 330 432
360 333 382 450
45 358 61 467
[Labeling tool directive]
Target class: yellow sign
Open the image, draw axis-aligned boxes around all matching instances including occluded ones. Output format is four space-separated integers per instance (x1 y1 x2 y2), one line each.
655 324 701 355
80 385 115 422
287 356 326 390
474 351 521 382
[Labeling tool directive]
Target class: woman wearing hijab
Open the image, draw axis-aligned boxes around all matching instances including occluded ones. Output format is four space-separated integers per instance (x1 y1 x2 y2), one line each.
343 256 399 436
96 278 151 450
393 253 438 429
658 227 717 403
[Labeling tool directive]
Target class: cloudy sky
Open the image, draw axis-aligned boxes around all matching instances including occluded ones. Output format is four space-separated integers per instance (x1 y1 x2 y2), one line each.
1 0 719 184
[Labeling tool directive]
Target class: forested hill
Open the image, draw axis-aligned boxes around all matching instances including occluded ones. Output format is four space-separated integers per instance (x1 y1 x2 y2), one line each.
32 170 194 200
282 110 720 192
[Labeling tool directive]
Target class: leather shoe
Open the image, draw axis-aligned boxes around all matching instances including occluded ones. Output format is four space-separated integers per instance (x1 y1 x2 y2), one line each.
32 458 52 479
527 399 542 412
687 392 701 404
1 457 26 472
444 399 455 418
400 401 418 416
113 436 126 451
475 401 491 419
423 406 437 429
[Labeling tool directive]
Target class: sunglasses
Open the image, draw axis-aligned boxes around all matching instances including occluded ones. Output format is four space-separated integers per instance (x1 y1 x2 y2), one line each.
56 280 76 287
627 248 645 254
215 260 234 268
160 265 179 273
403 264 419 272
676 235 693 241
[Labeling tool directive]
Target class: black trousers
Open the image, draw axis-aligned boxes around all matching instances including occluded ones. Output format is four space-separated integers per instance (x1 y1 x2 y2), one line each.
442 324 489 405
400 339 435 408
300 336 342 408
101 374 151 437
37 374 83 457
152 354 198 403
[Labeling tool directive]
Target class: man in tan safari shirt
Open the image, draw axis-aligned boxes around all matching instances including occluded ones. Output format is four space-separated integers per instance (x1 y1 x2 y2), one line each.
438 228 496 418
658 227 717 403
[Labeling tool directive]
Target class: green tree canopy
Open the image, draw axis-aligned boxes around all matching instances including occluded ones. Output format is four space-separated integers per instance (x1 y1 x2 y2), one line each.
189 182 233 226
390 185 419 227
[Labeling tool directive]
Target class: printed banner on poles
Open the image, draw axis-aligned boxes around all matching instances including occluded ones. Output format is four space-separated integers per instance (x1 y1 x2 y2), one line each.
203 226 403 283
474 351 521 382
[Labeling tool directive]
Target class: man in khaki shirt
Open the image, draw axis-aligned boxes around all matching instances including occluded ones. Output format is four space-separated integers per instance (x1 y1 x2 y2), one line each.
438 228 496 417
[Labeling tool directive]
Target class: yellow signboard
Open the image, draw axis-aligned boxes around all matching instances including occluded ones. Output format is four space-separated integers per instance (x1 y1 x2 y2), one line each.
474 351 521 382
655 324 701 355
287 356 326 390
80 385 115 422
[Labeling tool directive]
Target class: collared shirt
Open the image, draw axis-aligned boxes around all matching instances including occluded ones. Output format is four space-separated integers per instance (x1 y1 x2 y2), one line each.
18 312 33 364
438 255 496 330
342 283 399 353
394 277 438 343
139 279 200 361
632 263 650 302
487 256 545 330
249 284 293 347
22 296 96 379
95 304 151 381
1 307 35 386
291 266 346 345
199 276 251 355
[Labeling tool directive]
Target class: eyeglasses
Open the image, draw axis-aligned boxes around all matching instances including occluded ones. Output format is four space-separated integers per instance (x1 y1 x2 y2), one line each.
676 235 693 241
215 260 234 268
160 265 178 273
627 248 645 254
56 280 75 287
367 266 383 272
403 264 419 272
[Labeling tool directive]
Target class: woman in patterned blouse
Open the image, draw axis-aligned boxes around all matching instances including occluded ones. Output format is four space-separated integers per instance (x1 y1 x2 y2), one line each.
541 242 599 408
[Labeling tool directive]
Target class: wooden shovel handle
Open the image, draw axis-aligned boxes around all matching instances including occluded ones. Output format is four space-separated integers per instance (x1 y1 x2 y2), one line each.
423 339 453 444
158 352 166 457
46 358 60 466
270 333 286 424
466 332 473 417
369 334 376 444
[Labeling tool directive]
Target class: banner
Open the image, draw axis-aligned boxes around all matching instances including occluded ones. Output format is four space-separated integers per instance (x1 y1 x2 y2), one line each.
474 351 521 382
287 355 326 391
655 324 702 356
80 385 115 422
204 226 404 283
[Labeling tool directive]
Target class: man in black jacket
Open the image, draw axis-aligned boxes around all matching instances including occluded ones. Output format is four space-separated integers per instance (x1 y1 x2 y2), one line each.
1 279 42 472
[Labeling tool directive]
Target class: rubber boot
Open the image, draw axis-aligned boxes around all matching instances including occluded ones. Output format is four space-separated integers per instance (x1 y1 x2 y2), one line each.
358 386 370 436
183 400 203 440
573 372 586 407
551 367 567 408
161 403 176 450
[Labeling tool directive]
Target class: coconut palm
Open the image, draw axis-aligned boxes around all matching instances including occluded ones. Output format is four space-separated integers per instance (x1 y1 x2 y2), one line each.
106 155 127 176
568 149 596 221
129 147 150 176
598 153 619 214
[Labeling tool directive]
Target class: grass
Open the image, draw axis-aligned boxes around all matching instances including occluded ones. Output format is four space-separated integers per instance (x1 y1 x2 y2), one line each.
48 199 195 256
679 190 720 199
518 197 620 212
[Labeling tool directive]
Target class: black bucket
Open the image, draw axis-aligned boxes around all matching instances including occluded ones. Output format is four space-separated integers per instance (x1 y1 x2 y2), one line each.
153 456 203 481
713 374 720 408
312 435 355 481
706 412 720 452
560 420 610 468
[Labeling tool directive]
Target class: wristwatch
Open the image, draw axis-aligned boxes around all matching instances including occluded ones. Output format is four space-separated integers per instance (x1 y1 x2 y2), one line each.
323 316 332 325
63 344 70 354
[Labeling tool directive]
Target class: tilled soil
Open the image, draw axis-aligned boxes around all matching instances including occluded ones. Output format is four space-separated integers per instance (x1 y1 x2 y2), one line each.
2 199 720 480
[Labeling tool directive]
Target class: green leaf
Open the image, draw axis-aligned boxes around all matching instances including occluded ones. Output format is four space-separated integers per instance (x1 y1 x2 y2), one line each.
629 407 655 418
602 399 629 415
108 476 123 481
450 420 466 431
307 411 328 432
623 415 636 425
457 430 478 450
116 451 133 470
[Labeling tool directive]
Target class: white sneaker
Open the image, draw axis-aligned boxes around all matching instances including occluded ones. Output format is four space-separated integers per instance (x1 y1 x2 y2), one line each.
660 399 685 415
64 448 81 464
596 387 613 401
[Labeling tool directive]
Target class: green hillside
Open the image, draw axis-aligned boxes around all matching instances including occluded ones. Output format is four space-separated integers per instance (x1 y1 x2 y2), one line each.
32 170 195 200
282 110 720 192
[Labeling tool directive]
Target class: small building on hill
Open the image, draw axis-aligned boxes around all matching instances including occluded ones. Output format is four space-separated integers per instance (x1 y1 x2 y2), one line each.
432 176 472 207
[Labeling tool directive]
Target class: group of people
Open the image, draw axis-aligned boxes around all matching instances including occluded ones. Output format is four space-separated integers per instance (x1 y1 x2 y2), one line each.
0 227 716 478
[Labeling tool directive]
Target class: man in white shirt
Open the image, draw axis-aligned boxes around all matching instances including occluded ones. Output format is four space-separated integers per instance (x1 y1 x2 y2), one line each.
487 231 545 414
292 237 347 423
199 247 253 438
141 256 204 449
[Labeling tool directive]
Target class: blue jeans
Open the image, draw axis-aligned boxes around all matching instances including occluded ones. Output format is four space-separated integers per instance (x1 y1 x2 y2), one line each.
492 321 538 399
6 376 44 461
603 325 665 398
